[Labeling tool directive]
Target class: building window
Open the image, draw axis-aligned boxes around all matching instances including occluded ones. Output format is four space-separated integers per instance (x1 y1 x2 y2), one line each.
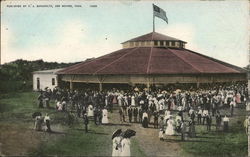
37 78 40 90
176 42 180 47
52 78 55 86
147 41 151 46
135 42 139 46
129 42 134 47
160 41 164 46
166 41 169 46
154 41 158 46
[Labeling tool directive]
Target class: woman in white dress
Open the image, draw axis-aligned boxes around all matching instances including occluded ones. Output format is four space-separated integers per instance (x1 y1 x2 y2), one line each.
118 95 123 106
102 108 109 124
120 138 131 156
165 116 175 136
105 95 108 107
112 136 122 156
131 95 135 106
87 104 94 117
56 101 62 111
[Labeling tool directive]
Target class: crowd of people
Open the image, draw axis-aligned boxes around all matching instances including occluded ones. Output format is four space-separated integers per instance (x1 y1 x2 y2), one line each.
34 82 248 154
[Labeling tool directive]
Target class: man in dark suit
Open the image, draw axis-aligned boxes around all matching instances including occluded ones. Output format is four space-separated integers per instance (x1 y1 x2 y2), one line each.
153 111 159 128
83 113 89 133
138 107 143 123
133 107 138 123
128 106 133 123
215 111 222 131
206 114 212 131
93 107 98 125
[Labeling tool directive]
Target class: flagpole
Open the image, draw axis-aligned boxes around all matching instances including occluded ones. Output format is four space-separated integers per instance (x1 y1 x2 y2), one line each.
153 15 155 32
152 3 155 32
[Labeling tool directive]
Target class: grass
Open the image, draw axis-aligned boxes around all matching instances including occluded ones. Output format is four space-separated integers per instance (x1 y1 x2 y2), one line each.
30 121 145 156
0 91 145 156
1 91 247 156
181 115 248 157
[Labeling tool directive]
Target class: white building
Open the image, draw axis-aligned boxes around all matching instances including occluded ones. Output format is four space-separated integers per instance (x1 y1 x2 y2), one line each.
33 68 62 91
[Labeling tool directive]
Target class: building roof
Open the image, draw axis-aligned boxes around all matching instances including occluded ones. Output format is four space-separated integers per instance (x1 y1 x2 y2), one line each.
57 47 246 75
122 32 187 44
33 68 64 74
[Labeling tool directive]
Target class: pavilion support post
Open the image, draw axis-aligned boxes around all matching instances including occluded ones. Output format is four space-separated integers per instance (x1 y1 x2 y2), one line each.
70 81 74 91
99 82 103 92
196 82 200 88
147 81 150 91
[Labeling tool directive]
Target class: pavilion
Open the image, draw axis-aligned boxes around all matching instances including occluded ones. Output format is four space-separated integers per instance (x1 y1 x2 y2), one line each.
57 32 247 91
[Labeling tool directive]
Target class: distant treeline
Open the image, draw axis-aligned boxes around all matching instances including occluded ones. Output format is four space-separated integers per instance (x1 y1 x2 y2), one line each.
0 59 79 81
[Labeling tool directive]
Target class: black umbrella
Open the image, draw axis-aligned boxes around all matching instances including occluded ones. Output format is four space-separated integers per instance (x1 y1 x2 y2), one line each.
122 129 136 138
112 129 122 140
32 112 42 118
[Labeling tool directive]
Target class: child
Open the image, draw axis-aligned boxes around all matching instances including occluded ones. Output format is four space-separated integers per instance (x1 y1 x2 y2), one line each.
159 128 165 141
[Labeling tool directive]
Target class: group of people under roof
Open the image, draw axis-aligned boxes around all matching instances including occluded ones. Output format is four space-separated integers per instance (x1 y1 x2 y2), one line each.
35 82 248 140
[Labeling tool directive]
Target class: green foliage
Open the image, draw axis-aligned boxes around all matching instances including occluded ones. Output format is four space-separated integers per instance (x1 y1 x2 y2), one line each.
0 80 32 93
0 59 79 92
0 59 78 81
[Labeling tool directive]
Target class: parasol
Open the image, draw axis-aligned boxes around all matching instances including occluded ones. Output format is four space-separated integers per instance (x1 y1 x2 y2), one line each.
122 129 136 138
175 89 181 93
32 112 42 118
112 129 122 139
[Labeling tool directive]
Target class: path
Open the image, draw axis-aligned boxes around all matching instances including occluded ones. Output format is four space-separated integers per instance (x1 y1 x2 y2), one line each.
103 110 182 157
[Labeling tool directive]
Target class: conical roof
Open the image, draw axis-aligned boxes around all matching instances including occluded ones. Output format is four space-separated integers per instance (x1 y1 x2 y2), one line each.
58 46 246 75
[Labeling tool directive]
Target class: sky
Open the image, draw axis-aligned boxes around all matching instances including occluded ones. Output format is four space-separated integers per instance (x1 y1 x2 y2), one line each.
1 0 249 67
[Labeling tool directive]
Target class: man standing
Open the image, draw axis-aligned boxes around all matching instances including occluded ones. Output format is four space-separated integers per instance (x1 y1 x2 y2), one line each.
37 93 43 108
98 108 103 124
223 115 229 132
44 113 52 132
212 102 216 117
133 107 138 123
230 100 235 117
215 111 222 131
44 91 50 108
128 106 133 123
153 111 159 129
83 113 89 133
188 119 196 138
206 114 212 131
244 116 250 134
94 107 98 125
202 109 208 125
119 108 125 123
197 107 202 125
138 107 143 123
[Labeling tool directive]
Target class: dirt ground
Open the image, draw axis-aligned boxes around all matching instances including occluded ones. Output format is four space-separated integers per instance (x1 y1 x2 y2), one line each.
106 110 182 157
